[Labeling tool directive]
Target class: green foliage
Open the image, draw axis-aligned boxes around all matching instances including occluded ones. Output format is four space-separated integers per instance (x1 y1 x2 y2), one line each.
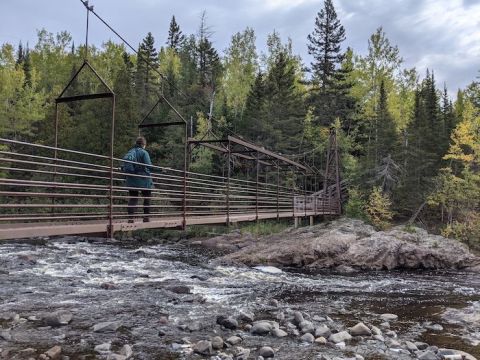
365 187 393 230
240 220 289 236
344 187 367 220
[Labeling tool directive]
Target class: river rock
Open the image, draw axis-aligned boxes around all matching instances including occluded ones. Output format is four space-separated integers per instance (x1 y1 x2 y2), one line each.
239 311 254 323
193 340 212 355
371 325 382 335
226 335 243 345
380 313 398 322
373 334 385 342
417 350 438 360
271 328 288 338
234 347 250 360
415 342 429 350
93 321 121 332
119 345 133 359
167 285 191 294
404 341 418 352
315 325 331 338
222 317 239 330
300 333 315 343
0 330 12 341
315 336 327 345
299 320 315 334
251 321 272 335
45 346 62 360
107 354 127 360
349 322 371 336
425 323 443 331
329 331 352 343
293 311 304 325
259 346 274 358
43 310 73 326
211 336 224 350
94 343 111 354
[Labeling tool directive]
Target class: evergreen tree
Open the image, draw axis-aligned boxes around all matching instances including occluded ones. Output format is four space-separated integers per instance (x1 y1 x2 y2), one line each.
196 12 221 90
135 32 159 111
22 46 32 88
15 42 24 67
166 16 185 52
376 79 398 160
307 0 353 127
307 0 345 89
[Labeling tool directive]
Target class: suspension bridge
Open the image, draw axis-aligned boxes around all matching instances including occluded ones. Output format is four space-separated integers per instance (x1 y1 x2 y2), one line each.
0 1 345 241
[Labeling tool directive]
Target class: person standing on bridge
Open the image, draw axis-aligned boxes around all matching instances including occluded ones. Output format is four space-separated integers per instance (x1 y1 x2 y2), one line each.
123 136 153 223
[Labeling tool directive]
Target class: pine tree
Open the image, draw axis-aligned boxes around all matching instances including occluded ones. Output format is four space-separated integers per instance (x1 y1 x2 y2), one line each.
135 32 159 111
307 0 352 127
307 0 345 89
166 16 185 52
16 42 24 67
376 79 398 160
196 12 221 89
22 46 32 88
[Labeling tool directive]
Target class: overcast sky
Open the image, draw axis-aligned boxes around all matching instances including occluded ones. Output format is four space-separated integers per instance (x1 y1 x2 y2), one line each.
1 0 479 92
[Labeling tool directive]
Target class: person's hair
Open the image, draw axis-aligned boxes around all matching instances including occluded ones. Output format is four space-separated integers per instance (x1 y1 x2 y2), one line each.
136 136 147 147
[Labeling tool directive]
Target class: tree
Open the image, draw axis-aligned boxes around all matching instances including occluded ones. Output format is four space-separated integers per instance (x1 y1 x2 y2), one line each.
136 32 159 111
307 0 351 127
307 0 345 89
365 186 393 230
166 16 185 52
222 28 258 121
197 11 221 90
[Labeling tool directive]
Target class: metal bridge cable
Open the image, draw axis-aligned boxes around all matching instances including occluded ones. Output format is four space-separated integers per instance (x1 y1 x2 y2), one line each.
78 0 243 141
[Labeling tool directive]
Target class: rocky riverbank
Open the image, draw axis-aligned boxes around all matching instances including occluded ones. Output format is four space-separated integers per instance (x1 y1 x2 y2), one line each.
0 221 479 360
194 218 480 272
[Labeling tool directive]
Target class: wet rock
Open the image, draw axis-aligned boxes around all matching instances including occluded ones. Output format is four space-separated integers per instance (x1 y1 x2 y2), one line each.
269 299 279 307
106 354 127 360
385 330 397 338
315 336 327 345
0 330 12 341
239 311 254 323
0 312 19 321
101 282 117 290
425 323 444 331
43 310 73 326
45 346 62 360
226 335 242 345
417 350 438 360
271 328 288 338
404 341 418 352
315 325 331 338
335 264 357 274
293 311 304 326
18 254 37 264
300 333 315 343
92 321 121 332
234 347 250 360
95 343 111 354
387 339 401 347
373 334 385 342
259 346 274 358
193 340 212 355
222 317 239 330
415 342 429 350
119 344 133 359
371 325 382 335
187 321 202 332
329 331 352 343
167 285 191 294
251 321 272 335
380 313 398 322
299 320 315 334
211 336 224 350
349 322 371 336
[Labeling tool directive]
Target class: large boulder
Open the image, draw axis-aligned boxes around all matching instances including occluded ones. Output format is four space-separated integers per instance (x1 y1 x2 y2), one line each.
217 219 480 271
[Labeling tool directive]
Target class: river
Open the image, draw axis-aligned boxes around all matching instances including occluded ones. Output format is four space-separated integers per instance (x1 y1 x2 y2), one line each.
0 237 479 359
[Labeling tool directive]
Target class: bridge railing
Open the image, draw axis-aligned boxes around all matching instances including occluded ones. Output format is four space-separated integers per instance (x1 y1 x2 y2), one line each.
0 138 332 236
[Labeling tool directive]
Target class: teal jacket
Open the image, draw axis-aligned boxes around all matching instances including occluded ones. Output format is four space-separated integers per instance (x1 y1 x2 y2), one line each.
125 146 153 189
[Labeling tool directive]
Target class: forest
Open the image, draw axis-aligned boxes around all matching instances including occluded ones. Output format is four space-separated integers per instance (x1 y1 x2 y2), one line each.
0 0 479 247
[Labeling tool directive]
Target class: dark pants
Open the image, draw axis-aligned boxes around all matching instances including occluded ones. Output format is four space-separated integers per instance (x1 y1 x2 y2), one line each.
128 190 151 219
